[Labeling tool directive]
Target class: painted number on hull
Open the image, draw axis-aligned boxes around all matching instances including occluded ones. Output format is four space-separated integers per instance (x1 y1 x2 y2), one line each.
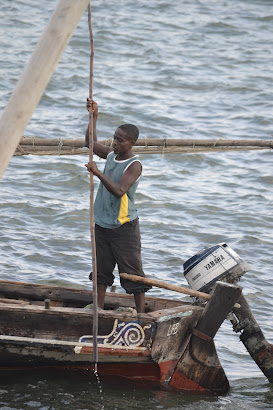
167 322 180 336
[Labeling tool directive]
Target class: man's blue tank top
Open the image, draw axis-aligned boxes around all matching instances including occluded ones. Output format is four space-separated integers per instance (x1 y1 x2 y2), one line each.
94 152 141 229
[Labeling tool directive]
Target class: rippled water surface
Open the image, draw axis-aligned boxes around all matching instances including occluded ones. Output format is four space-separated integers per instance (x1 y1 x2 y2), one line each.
1 0 273 408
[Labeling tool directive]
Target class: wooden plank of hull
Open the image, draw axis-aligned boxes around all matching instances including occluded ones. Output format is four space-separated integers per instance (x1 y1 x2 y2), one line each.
0 335 152 363
94 362 160 381
169 338 229 394
0 280 186 311
0 280 100 306
0 304 100 341
151 306 203 383
0 336 159 381
1 363 161 383
0 303 159 346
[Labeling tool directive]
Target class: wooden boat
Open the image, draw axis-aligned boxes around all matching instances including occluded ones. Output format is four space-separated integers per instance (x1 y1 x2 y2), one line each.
1 243 273 395
0 279 242 395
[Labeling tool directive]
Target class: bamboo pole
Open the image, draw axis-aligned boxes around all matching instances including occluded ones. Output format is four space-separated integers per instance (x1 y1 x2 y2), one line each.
133 138 273 148
13 145 267 157
87 3 98 367
120 273 240 308
17 137 273 148
0 0 90 180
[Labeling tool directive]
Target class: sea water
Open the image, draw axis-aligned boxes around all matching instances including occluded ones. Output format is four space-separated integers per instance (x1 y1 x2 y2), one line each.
1 0 273 408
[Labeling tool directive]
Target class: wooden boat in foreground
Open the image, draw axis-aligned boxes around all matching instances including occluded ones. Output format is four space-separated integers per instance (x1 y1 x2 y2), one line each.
0 279 241 395
1 243 273 395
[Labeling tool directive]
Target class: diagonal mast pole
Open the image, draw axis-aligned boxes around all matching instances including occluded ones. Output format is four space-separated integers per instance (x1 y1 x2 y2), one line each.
88 2 98 367
0 0 91 179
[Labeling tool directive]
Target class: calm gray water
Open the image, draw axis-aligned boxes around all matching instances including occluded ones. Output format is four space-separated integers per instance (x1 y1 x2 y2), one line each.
1 0 273 408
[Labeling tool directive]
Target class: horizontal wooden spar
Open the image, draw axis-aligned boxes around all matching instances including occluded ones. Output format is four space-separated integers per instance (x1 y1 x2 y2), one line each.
13 145 267 156
18 137 86 147
15 145 86 154
18 137 273 148
134 138 273 148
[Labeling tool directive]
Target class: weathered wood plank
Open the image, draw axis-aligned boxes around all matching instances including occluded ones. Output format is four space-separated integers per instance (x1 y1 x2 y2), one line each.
0 280 185 311
196 281 242 339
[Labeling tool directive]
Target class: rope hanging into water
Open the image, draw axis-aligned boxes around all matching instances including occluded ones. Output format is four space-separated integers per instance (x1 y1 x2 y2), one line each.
88 2 99 367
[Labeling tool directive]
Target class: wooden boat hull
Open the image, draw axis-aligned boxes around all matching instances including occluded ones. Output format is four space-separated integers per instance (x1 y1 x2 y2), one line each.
0 280 241 394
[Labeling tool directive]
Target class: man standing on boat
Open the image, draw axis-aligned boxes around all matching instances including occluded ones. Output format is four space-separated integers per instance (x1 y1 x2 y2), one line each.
85 99 151 313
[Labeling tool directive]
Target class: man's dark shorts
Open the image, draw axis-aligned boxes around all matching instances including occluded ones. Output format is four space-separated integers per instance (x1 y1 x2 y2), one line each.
91 218 151 294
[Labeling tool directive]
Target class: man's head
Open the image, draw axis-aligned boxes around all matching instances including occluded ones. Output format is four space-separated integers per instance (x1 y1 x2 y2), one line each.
118 124 139 143
113 124 139 156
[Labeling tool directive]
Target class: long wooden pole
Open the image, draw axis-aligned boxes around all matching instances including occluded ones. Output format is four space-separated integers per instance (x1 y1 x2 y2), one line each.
120 273 240 308
88 3 98 367
0 0 90 180
17 137 273 148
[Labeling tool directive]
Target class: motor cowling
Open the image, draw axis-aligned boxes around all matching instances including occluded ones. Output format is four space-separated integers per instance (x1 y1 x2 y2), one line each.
183 243 250 292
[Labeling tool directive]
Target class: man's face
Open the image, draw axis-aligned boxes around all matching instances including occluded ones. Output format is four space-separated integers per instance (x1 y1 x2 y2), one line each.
112 128 134 155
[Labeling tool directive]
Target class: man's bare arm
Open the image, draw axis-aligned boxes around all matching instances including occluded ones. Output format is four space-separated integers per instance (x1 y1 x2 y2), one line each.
85 126 112 159
85 161 142 197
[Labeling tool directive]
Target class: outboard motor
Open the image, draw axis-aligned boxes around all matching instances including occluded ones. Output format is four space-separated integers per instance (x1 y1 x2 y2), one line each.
184 243 273 384
183 242 250 292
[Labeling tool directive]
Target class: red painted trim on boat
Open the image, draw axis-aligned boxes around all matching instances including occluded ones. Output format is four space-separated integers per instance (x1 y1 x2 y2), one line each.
96 362 160 380
0 362 160 382
158 359 179 383
169 370 210 393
